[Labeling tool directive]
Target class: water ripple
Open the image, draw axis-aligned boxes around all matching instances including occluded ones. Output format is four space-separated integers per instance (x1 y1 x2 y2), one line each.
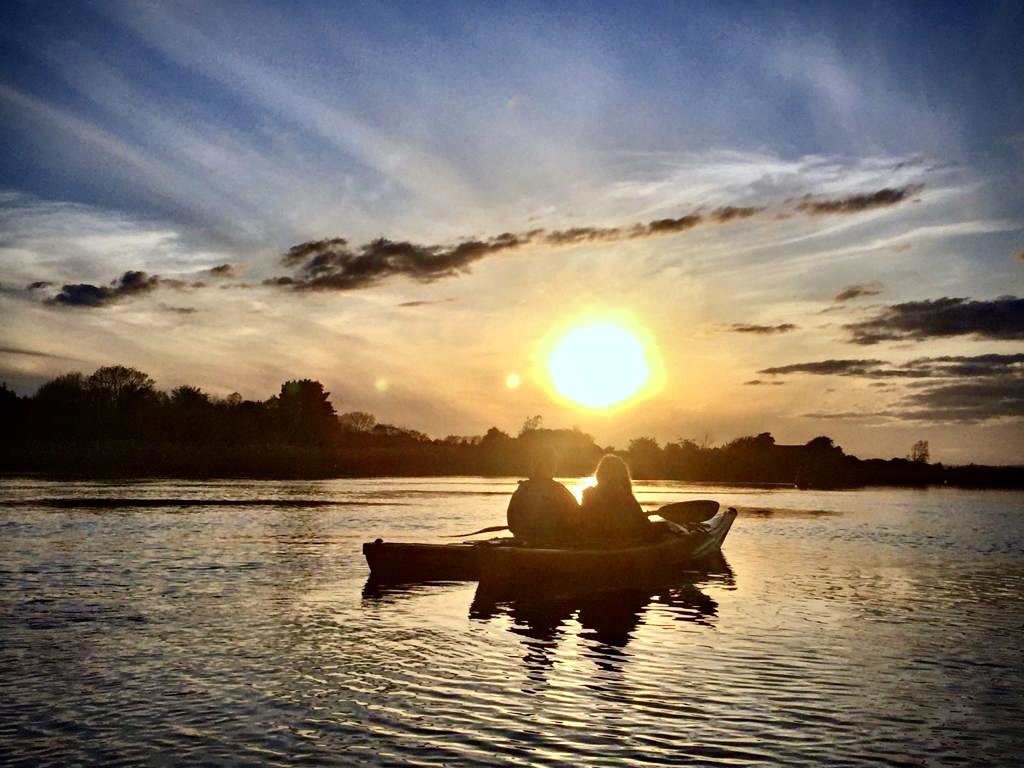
1 479 1022 765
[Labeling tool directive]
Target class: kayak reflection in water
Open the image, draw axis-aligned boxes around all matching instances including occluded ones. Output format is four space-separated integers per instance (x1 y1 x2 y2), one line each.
578 454 653 546
506 452 579 546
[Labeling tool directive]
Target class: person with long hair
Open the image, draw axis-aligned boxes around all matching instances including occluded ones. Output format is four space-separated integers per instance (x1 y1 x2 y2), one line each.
578 454 651 545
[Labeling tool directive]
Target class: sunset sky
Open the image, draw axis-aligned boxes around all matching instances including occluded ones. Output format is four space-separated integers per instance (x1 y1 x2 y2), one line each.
1 1 1022 463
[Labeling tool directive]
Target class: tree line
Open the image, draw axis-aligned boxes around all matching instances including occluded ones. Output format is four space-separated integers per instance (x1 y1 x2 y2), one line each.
0 366 1019 487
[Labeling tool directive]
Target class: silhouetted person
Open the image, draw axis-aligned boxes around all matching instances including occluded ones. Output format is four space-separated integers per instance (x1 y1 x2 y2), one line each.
578 455 651 546
506 453 579 546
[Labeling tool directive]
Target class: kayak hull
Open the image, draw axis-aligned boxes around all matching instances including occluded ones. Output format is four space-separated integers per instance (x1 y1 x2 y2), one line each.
362 540 481 581
362 508 737 585
479 508 737 588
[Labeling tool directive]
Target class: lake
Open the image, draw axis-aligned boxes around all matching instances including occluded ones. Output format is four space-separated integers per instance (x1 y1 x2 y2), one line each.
1 478 1022 766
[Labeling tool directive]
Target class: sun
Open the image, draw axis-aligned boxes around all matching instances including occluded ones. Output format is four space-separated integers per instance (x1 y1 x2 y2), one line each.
545 321 656 408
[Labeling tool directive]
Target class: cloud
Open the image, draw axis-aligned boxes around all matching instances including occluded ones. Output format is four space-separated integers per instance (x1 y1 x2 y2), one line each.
760 359 888 376
728 323 798 334
767 353 1023 422
26 281 53 291
48 270 161 307
397 299 455 308
844 296 1024 344
897 379 1024 423
710 206 763 223
796 184 923 215
274 213 720 291
644 213 704 235
0 345 82 361
761 353 1023 379
272 184 920 292
159 303 197 314
276 233 532 291
743 379 786 386
834 280 883 302
207 264 235 277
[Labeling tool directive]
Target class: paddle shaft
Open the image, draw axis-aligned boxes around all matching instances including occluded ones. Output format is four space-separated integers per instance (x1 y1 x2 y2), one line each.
445 499 720 538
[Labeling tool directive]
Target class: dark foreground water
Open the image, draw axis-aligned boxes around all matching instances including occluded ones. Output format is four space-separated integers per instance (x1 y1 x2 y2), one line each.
1 478 1022 766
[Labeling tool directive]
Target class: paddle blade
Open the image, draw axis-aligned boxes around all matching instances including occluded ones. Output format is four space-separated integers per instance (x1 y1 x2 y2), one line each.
442 524 510 539
653 499 720 524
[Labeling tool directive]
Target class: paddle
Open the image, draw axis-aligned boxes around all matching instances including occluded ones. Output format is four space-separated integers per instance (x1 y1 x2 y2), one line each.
445 499 720 538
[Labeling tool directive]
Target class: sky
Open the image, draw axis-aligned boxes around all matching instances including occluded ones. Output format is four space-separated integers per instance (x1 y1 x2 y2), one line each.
1 0 1022 464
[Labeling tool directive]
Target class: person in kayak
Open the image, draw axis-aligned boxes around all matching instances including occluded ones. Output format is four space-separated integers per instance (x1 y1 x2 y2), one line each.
506 453 579 546
578 454 652 546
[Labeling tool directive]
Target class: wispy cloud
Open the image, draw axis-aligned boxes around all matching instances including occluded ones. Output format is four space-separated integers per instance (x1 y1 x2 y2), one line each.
272 189 915 292
761 353 1023 379
727 323 798 335
0 345 83 361
834 281 883 302
760 359 889 376
796 185 923 215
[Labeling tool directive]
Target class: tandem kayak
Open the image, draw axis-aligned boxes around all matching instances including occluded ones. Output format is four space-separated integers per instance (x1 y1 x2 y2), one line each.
362 507 737 584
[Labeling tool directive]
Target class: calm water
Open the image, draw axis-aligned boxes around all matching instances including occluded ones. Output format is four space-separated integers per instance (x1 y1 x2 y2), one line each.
1 478 1022 766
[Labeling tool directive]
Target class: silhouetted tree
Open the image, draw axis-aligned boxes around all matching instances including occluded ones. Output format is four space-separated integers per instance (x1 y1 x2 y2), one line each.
909 440 930 463
0 382 21 443
87 365 157 402
274 379 338 445
519 414 543 435
627 436 664 479
4 364 1020 486
167 385 214 443
338 411 376 432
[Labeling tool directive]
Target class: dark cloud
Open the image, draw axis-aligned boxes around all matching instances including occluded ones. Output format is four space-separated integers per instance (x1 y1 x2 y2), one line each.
876 371 1022 422
26 280 52 291
271 187 916 292
834 281 883 302
542 226 624 246
49 270 161 307
282 238 349 268
262 276 295 287
760 359 888 376
766 353 1023 423
761 354 1023 380
0 345 81 360
645 213 703 234
743 379 786 386
273 210 723 291
796 184 923 215
896 379 1024 423
711 206 763 223
208 264 234 277
277 232 532 292
844 296 1024 344
908 353 1024 378
729 323 798 334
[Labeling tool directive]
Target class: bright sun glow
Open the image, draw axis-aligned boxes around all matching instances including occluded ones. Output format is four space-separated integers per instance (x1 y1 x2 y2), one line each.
547 322 652 408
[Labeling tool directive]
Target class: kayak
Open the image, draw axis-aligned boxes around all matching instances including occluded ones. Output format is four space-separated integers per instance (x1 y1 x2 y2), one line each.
479 507 737 588
362 507 737 584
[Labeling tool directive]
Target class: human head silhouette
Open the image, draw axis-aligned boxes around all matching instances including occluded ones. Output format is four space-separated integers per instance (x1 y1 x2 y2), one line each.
594 454 632 492
528 450 559 480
